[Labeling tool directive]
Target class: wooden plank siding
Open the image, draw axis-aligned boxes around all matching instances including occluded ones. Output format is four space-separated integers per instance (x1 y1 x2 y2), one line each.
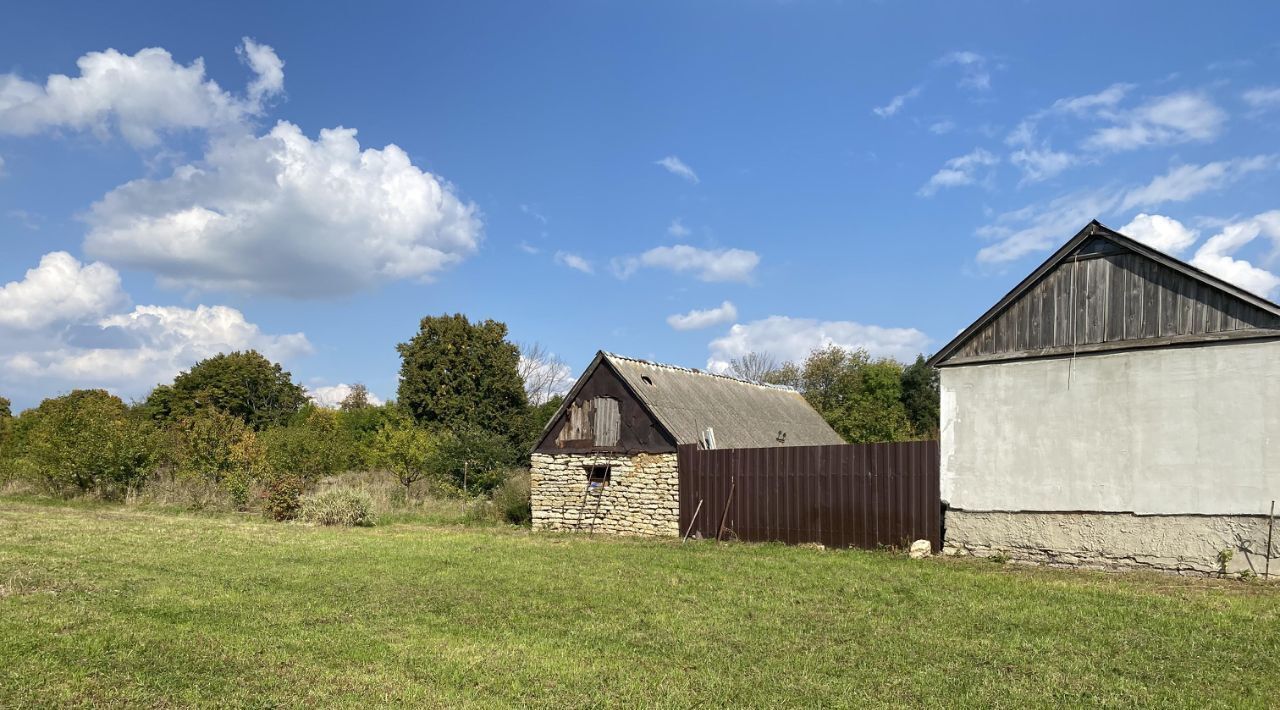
949 249 1280 365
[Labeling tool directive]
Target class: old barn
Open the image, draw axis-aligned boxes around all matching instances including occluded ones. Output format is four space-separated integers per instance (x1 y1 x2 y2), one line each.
930 220 1280 573
530 351 843 536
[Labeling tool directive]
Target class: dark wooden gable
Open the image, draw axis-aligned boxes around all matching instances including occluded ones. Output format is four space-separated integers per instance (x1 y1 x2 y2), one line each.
930 221 1280 367
533 355 677 454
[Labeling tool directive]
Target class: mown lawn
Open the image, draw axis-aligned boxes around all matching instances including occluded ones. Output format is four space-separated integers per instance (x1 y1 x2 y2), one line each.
1 500 1277 708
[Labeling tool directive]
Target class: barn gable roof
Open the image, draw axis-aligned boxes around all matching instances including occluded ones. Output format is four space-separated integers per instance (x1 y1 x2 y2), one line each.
928 220 1280 368
535 351 844 451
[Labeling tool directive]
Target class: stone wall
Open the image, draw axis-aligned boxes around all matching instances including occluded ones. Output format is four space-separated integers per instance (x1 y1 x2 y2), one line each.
530 452 680 537
944 510 1279 576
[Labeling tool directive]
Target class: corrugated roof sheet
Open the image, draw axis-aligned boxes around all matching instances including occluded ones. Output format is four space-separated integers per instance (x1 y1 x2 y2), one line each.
602 352 845 449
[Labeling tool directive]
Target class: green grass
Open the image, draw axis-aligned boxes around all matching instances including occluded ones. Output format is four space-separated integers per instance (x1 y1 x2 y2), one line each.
1 499 1277 708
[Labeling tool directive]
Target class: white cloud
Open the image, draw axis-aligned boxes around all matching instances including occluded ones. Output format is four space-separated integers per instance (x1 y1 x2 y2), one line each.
84 121 482 297
237 38 284 105
1119 155 1274 210
4 304 310 397
1010 146 1076 183
1243 87 1280 110
554 251 593 274
655 155 699 183
976 156 1277 263
0 251 127 329
308 383 384 409
1082 92 1226 152
1049 83 1134 115
1190 212 1280 298
928 120 955 135
0 254 311 403
706 316 930 372
613 244 760 282
937 51 991 91
0 39 282 147
1117 213 1199 255
919 148 999 196
667 218 691 237
872 86 921 118
667 301 738 331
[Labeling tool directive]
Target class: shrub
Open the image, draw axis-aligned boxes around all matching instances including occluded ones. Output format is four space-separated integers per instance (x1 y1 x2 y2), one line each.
370 422 441 498
299 488 375 527
173 409 266 509
10 390 158 498
263 474 305 521
260 408 356 483
491 468 531 526
434 424 519 493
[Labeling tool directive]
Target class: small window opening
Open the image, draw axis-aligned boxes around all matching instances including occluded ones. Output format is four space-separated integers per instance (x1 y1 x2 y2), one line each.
585 465 612 490
641 375 654 386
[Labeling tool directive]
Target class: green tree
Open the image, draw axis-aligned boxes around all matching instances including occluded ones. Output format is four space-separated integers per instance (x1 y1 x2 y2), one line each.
396 314 528 439
260 407 356 483
794 346 913 444
14 390 157 497
370 422 440 498
0 395 12 453
900 355 940 438
435 424 520 493
173 408 266 508
516 394 565 456
145 351 307 430
338 402 408 468
339 384 373 411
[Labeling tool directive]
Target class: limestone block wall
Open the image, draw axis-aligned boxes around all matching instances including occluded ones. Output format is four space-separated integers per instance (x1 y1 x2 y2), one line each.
531 452 679 537
944 510 1279 576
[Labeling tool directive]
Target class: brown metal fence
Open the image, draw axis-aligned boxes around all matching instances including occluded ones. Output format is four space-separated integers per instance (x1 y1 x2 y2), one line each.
677 441 940 550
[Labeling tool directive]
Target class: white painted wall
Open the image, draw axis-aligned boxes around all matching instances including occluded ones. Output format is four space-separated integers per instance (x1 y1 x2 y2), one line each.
940 340 1280 515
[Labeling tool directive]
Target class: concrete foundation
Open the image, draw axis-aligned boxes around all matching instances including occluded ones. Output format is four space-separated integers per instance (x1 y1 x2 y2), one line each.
944 509 1279 576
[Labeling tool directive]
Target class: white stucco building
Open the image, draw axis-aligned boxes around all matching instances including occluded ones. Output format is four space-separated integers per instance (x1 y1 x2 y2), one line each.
929 221 1280 574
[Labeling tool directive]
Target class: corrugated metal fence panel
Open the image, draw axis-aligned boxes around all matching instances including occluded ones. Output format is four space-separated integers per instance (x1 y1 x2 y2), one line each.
677 441 940 551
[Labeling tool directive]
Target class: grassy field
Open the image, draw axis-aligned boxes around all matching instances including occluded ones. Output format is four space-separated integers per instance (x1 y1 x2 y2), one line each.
1 499 1277 708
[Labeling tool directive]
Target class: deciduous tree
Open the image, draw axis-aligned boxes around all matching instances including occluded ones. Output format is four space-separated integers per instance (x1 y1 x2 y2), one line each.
900 355 940 438
146 351 307 430
793 346 913 444
396 314 528 439
14 390 157 497
339 384 373 411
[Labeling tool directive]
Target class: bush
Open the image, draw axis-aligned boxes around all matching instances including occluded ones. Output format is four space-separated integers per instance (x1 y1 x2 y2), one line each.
434 424 520 493
172 409 266 509
10 390 158 498
369 422 441 498
299 488 375 527
491 468 531 526
260 407 356 483
263 474 305 521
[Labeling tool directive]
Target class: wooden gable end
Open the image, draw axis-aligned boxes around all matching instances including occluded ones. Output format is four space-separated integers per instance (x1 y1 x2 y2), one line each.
941 236 1280 366
533 359 676 454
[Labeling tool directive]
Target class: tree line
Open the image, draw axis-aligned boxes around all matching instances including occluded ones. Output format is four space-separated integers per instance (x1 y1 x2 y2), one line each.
0 314 563 520
727 347 938 443
0 314 939 519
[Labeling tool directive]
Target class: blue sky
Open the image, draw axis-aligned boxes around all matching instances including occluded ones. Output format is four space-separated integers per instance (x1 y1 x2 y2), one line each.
2 2 1279 410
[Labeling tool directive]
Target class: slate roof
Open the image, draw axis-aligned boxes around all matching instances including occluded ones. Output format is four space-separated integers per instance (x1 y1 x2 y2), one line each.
598 352 843 449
